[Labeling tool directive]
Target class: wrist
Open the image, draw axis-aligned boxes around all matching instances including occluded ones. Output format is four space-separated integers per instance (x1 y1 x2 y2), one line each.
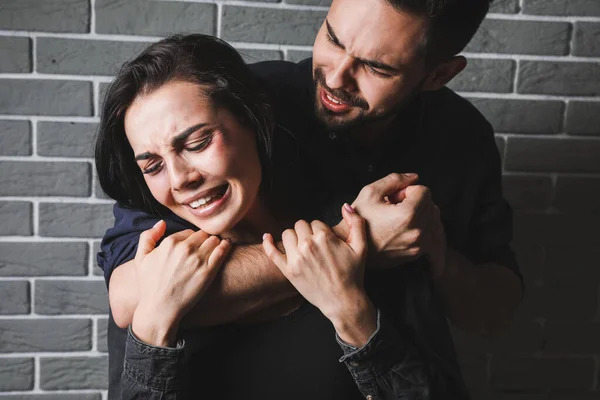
328 292 377 348
131 305 180 347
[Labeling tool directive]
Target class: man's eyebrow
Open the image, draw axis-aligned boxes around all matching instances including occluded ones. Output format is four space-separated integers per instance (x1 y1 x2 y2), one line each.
134 123 209 161
325 20 400 74
325 20 345 50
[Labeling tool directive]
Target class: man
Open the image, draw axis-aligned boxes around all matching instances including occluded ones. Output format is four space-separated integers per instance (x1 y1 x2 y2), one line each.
100 0 523 398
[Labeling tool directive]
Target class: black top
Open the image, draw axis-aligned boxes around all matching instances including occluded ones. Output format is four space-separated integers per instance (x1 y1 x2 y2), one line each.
99 58 520 400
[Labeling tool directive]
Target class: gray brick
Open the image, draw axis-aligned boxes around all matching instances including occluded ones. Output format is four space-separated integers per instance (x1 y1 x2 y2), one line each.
0 395 102 400
518 61 600 96
545 245 600 284
39 203 114 238
492 357 595 390
40 356 108 390
495 136 505 163
94 177 110 200
554 176 600 213
0 281 30 315
523 0 600 16
573 22 600 58
0 0 89 33
505 137 600 173
0 242 87 276
0 358 33 391
502 174 552 211
237 49 283 63
98 82 111 113
514 213 600 246
0 319 91 352
490 0 520 13
0 201 32 236
0 37 31 73
0 120 31 156
567 101 600 136
468 98 564 134
0 79 92 116
93 241 104 276
37 122 98 157
287 50 312 63
448 59 514 93
97 318 108 353
286 0 331 5
37 38 149 76
466 20 570 56
0 161 91 197
96 0 216 36
222 6 326 45
545 322 600 353
35 280 108 315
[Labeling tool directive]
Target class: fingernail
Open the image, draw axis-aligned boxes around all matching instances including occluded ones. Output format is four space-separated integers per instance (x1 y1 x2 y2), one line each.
262 233 268 241
344 203 355 213
403 173 417 178
224 237 232 243
152 220 163 228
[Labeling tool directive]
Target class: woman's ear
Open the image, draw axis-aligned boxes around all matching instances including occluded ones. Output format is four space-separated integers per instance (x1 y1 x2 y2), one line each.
421 56 467 92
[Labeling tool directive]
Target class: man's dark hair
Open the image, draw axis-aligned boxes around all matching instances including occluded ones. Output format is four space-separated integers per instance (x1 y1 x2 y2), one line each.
95 34 274 216
387 0 493 66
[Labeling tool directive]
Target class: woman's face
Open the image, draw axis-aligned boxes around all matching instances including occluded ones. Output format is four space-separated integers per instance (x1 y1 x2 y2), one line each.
124 80 263 235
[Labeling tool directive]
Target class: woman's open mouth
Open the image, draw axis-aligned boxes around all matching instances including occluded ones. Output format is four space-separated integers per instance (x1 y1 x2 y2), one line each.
185 184 231 218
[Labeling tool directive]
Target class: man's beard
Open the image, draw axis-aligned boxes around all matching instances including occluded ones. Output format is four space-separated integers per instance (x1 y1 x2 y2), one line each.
312 67 426 133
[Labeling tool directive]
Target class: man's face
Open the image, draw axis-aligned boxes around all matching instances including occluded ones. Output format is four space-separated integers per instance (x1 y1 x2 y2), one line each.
312 0 430 131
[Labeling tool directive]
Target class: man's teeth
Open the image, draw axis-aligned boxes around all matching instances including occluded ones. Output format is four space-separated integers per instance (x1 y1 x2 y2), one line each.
327 93 343 105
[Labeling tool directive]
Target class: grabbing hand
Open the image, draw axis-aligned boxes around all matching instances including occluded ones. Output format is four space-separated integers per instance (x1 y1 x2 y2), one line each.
131 221 231 346
262 204 374 333
348 173 447 275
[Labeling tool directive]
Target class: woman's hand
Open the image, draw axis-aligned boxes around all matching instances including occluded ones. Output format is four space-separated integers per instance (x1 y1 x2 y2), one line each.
262 204 377 347
131 220 231 347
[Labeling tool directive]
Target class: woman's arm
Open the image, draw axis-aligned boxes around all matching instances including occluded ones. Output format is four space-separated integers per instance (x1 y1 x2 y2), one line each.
263 205 466 399
117 222 230 399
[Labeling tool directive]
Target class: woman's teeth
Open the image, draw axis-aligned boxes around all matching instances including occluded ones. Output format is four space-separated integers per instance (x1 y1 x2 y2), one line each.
188 186 226 209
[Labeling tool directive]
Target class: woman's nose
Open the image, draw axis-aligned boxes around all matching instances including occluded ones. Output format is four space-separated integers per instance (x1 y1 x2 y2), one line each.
169 159 203 192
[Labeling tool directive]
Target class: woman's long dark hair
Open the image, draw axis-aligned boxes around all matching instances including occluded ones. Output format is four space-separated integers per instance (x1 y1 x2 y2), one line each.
95 34 274 216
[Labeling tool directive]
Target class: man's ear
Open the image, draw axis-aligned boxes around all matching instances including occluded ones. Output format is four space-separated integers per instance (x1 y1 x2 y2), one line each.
421 56 467 92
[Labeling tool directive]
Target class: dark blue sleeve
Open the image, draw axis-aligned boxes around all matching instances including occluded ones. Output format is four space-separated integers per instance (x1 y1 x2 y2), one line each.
97 203 197 287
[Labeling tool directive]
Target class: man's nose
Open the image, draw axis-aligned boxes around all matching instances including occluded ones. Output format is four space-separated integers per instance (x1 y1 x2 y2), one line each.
326 55 356 91
169 158 203 192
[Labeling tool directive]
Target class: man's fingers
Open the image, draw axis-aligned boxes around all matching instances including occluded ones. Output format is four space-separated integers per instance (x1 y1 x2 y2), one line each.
362 173 418 200
342 204 367 257
400 185 433 217
262 233 287 269
388 187 408 204
294 220 313 242
135 220 166 261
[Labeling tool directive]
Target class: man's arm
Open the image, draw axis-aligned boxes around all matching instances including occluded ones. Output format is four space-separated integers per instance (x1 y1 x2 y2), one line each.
110 242 299 329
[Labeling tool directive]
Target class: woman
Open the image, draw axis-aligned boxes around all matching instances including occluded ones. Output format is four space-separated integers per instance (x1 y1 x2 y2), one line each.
96 34 466 399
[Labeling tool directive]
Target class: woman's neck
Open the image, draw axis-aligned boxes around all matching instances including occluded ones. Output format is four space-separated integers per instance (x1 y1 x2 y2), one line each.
221 195 281 244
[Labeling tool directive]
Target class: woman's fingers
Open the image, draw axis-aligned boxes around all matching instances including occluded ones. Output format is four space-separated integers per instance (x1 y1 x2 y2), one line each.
206 239 232 274
262 233 287 269
135 220 166 262
342 203 367 258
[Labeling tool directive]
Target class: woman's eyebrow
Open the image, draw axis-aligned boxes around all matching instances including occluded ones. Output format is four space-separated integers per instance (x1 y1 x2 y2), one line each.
171 123 209 147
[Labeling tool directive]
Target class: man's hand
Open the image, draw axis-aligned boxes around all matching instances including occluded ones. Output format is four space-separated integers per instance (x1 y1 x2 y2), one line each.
337 173 447 274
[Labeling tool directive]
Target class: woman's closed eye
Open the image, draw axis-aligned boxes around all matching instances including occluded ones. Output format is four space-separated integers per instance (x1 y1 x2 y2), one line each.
184 131 215 152
142 161 163 175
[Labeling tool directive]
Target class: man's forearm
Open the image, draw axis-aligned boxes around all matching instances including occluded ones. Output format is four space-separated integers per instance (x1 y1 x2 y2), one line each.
110 242 299 329
181 242 299 327
433 247 523 337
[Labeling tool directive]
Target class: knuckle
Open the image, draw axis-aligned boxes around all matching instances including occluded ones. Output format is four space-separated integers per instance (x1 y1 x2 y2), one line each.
294 220 307 230
389 173 402 183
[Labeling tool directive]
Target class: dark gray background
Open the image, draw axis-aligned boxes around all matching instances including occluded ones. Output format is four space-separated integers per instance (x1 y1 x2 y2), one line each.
0 0 599 398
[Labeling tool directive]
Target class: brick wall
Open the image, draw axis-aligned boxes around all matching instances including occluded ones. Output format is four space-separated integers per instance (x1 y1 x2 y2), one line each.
0 0 598 398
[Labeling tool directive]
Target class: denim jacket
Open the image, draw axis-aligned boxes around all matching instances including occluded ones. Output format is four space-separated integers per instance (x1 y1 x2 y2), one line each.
121 308 469 400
